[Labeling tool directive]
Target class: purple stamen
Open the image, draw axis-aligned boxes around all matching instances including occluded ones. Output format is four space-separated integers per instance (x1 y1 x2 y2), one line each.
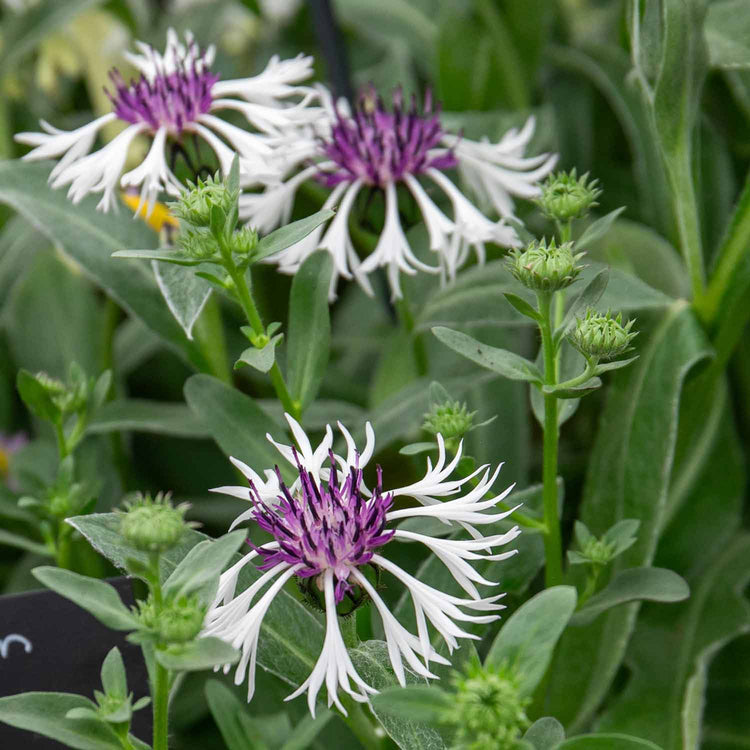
106 39 218 135
320 85 458 189
250 451 395 604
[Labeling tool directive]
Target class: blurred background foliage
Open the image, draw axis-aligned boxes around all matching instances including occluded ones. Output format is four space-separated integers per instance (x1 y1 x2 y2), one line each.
0 0 749 748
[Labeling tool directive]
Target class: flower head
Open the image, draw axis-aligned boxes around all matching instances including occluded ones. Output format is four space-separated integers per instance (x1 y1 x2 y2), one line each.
568 309 637 361
15 28 318 212
240 86 557 299
204 414 520 716
120 491 194 553
535 169 601 223
508 237 584 292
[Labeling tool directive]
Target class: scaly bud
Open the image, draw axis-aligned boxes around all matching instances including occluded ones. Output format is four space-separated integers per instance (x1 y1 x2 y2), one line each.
569 309 637 361
423 400 476 442
508 238 584 292
136 592 206 643
536 169 602 222
120 492 193 553
171 173 236 228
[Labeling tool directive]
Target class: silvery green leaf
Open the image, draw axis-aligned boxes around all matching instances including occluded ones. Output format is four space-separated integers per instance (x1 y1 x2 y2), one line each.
543 378 602 399
503 292 542 322
253 210 334 263
523 716 566 749
100 648 127 699
555 269 609 346
155 637 240 672
576 207 626 249
235 334 283 374
86 399 209 438
370 685 453 724
399 442 438 456
594 356 640 374
705 0 750 68
152 260 212 341
111 248 202 266
602 519 640 555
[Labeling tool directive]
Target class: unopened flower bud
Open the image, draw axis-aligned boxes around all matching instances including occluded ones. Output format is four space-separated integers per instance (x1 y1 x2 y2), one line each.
446 659 529 747
120 492 191 553
508 238 584 292
228 226 258 257
536 169 601 222
178 227 218 260
569 309 637 361
136 592 206 643
171 173 236 228
423 400 476 441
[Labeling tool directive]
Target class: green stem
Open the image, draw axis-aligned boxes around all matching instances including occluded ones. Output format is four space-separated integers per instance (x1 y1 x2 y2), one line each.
193 294 232 384
54 419 68 460
577 567 600 609
342 701 384 750
152 661 170 750
537 292 563 587
55 524 72 569
550 360 598 392
395 296 428 376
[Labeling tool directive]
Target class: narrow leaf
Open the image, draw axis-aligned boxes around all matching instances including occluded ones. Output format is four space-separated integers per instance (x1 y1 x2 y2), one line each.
503 292 541 322
576 207 626 249
370 686 453 724
100 647 127 698
153 261 212 340
253 210 334 263
86 399 209 438
155 637 240 672
111 248 203 266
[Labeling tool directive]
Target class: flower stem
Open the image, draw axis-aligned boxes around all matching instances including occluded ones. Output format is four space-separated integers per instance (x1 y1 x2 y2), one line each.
394 296 428 376
537 292 563 587
152 661 170 750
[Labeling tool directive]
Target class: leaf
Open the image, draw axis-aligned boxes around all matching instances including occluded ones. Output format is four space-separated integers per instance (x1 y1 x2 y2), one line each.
557 736 662 750
153 261 213 340
287 251 333 411
155 637 240 672
571 568 689 626
163 530 247 604
543 378 602 399
205 680 260 750
350 641 448 749
86 399 209 438
523 717 566 749
184 374 289 478
235 335 283 374
32 567 140 631
111 248 203 265
705 0 750 69
100 647 127 698
576 208 627 249
16 368 58 422
0 0 104 75
554 269 609 345
253 210 334 263
279 710 334 750
543 302 711 729
432 326 543 383
370 686 453 724
0 528 50 556
485 587 577 698
504 292 542 322
0 161 207 369
0 693 122 750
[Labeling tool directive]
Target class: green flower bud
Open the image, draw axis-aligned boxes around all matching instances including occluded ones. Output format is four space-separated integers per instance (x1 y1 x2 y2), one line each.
178 227 219 260
171 173 236 228
445 659 530 749
423 400 476 441
508 238 584 292
536 169 602 222
569 309 637 361
120 492 191 553
228 225 259 258
136 592 206 643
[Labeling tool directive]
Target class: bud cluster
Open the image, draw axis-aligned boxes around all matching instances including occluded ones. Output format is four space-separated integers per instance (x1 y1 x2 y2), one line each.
171 173 237 228
135 592 206 643
536 169 601 222
568 519 639 568
569 309 637 361
445 659 530 748
422 399 476 441
120 492 194 553
508 238 584 292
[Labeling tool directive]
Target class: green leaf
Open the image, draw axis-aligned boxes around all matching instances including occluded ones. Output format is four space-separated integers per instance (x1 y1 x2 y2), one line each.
705 0 750 68
554 269 609 345
163 530 247 604
0 528 50 556
350 641 448 749
235 335 283 374
0 161 207 369
110 248 203 266
205 680 260 750
504 292 542 322
485 586 577 698
86 399 209 438
0 0 104 75
370 686 453 725
155 637 240 672
432 326 543 383
253 210 334 263
100 647 127 698
543 302 711 729
571 567 690 627
183 374 289 478
0 693 122 750
557 736 662 750
287 251 333 411
543 378 602 399
576 208 626 249
16 368 58 422
523 717 565 749
32 567 140 631
594 357 640 374
279 710 334 750
153 261 213 340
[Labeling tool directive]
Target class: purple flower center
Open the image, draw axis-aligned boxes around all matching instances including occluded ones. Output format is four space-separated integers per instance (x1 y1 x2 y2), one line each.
106 44 218 135
320 86 458 189
252 452 395 604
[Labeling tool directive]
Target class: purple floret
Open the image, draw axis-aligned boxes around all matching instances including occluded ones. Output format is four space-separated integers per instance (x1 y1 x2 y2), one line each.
251 451 395 604
320 86 458 189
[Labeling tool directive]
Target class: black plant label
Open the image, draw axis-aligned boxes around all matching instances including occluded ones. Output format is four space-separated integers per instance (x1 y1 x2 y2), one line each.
0 577 151 748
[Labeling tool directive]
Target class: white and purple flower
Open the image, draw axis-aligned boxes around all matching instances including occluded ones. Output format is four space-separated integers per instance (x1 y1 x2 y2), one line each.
240 86 557 299
15 28 318 212
203 414 520 716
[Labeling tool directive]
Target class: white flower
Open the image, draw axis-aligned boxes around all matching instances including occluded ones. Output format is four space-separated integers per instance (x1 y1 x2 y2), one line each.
204 414 520 715
15 28 322 213
239 85 557 300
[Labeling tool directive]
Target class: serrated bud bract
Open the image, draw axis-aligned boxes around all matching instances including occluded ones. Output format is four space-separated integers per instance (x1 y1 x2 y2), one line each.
536 168 602 222
508 238 584 292
171 173 236 228
569 309 637 361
